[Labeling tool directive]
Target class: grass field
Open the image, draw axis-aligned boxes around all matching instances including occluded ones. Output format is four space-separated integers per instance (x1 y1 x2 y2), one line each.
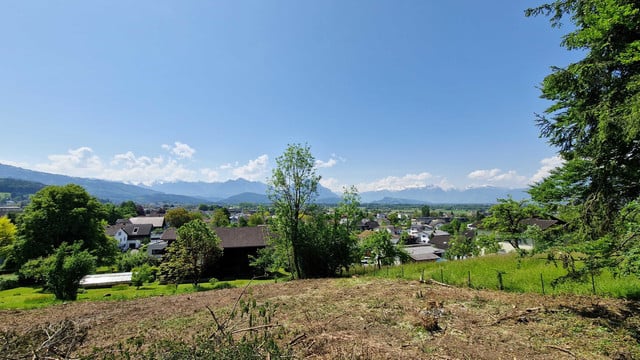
0 278 276 310
350 252 640 299
3 251 640 311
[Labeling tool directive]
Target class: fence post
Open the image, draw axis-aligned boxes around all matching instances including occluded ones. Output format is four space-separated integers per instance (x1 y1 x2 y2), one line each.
540 273 545 295
591 272 596 295
497 271 504 291
467 271 471 288
440 268 444 283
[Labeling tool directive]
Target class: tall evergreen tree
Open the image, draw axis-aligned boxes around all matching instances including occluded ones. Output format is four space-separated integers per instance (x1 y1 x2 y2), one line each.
527 1 640 275
527 1 640 237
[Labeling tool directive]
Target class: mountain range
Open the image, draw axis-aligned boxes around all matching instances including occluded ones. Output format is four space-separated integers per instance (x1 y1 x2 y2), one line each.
0 163 529 205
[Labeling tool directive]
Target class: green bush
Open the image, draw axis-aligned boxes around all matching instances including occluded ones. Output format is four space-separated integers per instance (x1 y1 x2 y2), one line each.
131 264 156 288
47 243 96 301
17 257 54 285
116 251 158 272
208 277 218 285
212 281 234 290
0 277 19 291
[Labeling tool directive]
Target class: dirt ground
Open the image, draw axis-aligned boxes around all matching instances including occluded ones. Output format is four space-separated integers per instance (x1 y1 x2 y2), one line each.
2 277 639 359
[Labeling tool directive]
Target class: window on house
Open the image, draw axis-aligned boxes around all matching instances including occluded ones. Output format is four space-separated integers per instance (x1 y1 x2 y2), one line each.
133 227 139 234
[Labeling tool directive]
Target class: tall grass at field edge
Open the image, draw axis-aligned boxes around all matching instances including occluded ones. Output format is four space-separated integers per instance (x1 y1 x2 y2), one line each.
350 252 640 299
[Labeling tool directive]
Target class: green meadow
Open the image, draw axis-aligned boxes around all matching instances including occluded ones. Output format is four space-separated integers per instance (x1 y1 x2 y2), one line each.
351 252 640 299
0 278 274 310
3 252 640 310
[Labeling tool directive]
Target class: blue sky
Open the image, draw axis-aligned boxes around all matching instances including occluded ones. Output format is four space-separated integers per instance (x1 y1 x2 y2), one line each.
0 1 580 193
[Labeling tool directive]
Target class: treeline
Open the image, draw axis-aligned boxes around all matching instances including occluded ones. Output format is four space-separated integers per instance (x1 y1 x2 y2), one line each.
0 178 46 201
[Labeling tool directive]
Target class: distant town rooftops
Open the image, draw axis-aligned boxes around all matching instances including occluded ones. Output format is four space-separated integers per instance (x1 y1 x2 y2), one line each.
129 216 165 228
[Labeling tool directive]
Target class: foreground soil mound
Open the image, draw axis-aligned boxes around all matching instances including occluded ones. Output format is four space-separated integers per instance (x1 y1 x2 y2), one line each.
2 277 639 359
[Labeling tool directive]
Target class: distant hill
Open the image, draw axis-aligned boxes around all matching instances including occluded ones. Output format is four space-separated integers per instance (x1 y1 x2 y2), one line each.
0 178 46 200
0 164 205 204
0 163 527 205
360 186 529 204
219 192 269 204
147 179 341 203
370 197 428 205
145 179 264 201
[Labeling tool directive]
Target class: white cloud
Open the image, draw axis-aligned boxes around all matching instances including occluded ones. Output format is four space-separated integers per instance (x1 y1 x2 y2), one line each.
35 147 104 177
315 158 337 168
108 152 197 185
319 177 343 193
162 142 196 159
0 159 31 168
20 145 272 186
466 168 527 188
315 154 343 169
357 172 434 192
32 145 202 186
468 168 502 180
434 178 456 191
529 155 564 184
219 162 236 170
200 168 220 182
231 155 269 181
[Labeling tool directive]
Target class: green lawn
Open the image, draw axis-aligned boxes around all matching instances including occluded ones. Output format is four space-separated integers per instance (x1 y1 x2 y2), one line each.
0 279 276 310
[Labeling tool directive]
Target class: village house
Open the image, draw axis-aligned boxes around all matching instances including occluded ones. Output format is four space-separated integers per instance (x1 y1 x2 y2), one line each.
148 226 268 278
105 216 166 251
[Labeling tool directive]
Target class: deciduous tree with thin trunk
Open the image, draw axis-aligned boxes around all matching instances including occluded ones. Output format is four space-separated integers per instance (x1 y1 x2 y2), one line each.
267 144 320 279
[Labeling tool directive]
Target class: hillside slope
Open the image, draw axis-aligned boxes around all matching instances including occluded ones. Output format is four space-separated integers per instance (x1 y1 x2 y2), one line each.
2 277 638 359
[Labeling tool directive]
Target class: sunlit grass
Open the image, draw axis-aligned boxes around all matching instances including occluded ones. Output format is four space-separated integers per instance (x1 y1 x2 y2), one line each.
352 252 640 299
0 278 276 310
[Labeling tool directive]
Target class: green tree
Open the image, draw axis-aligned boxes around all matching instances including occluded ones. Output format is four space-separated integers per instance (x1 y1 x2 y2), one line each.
292 207 359 277
159 219 222 287
481 197 541 250
165 207 202 228
211 208 231 227
0 216 16 264
386 212 400 226
526 1 640 241
525 1 640 279
131 263 156 289
361 231 409 269
440 218 464 234
47 242 96 301
115 251 158 272
11 184 118 269
337 186 362 233
446 232 478 260
247 212 266 227
119 201 140 219
267 144 320 279
421 205 431 217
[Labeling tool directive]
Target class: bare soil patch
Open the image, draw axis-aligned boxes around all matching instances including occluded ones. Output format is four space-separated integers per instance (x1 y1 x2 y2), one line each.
2 277 639 359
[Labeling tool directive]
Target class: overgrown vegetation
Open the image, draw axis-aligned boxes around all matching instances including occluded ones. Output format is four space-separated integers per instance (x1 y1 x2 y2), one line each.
524 0 640 285
352 252 640 299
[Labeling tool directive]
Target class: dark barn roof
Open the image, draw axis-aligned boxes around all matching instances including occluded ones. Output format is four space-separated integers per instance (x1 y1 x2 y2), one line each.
214 226 268 249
